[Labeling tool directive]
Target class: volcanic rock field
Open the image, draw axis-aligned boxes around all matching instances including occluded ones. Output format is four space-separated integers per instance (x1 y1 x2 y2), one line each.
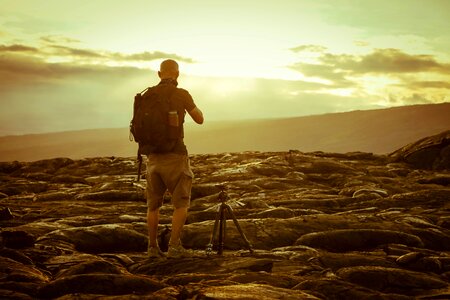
1 131 449 299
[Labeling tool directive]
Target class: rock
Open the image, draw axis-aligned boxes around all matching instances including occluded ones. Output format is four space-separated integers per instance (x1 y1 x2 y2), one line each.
0 161 23 173
0 180 48 196
408 228 450 251
1 230 35 249
191 183 223 200
35 191 74 201
396 253 443 274
50 175 87 184
395 252 425 265
295 229 424 252
227 272 299 289
337 266 448 294
295 279 411 300
387 189 450 208
56 260 129 279
2 144 450 299
0 289 35 300
319 252 397 270
418 174 450 186
130 256 273 276
0 248 33 265
0 206 13 220
195 283 320 300
163 273 229 286
28 157 75 173
37 274 166 298
248 207 296 219
74 190 145 201
305 160 357 174
39 224 147 253
0 256 49 284
390 130 450 170
23 172 53 181
352 188 388 198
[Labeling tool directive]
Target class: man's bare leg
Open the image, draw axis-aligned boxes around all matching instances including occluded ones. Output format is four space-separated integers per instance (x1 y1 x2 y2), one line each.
147 208 159 247
169 207 188 246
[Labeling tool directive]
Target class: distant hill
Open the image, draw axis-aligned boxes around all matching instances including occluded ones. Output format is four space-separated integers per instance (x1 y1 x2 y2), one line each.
0 103 449 162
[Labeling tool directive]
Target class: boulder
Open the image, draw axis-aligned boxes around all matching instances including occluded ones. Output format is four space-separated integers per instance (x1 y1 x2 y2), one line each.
390 130 450 170
38 224 147 253
0 206 13 220
0 256 49 284
295 279 411 300
37 274 166 299
336 266 448 294
196 283 320 300
295 229 423 252
1 230 35 249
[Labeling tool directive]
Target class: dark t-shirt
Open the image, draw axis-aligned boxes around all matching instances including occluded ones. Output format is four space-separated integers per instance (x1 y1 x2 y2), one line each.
151 79 196 154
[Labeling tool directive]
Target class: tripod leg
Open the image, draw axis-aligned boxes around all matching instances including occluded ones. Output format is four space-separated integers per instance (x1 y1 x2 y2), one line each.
206 205 222 255
218 204 226 255
225 204 254 253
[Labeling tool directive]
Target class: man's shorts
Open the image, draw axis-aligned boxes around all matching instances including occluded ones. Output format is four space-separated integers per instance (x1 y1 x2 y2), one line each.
146 153 194 210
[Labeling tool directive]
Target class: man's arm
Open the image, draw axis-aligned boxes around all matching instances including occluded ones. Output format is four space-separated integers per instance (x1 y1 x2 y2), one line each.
188 107 204 124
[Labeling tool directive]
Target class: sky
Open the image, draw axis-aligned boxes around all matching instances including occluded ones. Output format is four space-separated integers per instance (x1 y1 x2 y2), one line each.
0 0 449 135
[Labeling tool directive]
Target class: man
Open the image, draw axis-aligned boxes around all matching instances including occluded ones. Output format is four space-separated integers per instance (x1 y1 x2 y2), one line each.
146 59 204 258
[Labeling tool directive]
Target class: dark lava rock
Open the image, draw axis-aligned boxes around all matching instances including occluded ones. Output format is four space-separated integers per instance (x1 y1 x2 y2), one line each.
1 230 35 249
74 190 145 201
130 256 274 276
295 229 424 252
336 266 448 295
390 130 450 170
28 157 74 173
0 161 23 173
195 283 319 300
0 206 13 220
0 289 35 300
50 175 87 184
39 224 147 253
0 248 33 265
0 256 49 284
56 260 128 278
295 278 411 300
37 274 166 298
1 135 450 299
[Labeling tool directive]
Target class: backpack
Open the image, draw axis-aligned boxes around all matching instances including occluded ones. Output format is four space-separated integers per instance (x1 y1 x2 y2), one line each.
129 86 180 156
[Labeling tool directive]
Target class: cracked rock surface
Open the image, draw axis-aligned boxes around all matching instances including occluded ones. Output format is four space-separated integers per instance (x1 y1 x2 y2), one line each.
1 132 449 299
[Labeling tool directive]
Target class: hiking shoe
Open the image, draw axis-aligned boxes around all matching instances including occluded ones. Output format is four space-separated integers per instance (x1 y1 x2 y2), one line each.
147 246 165 258
167 244 193 258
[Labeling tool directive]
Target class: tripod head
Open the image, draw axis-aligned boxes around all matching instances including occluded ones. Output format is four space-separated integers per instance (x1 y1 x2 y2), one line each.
216 184 229 203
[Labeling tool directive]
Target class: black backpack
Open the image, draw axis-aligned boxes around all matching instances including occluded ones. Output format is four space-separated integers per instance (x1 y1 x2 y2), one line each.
129 86 180 159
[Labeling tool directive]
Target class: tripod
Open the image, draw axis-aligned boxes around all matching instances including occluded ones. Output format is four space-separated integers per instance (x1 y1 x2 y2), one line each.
205 187 254 256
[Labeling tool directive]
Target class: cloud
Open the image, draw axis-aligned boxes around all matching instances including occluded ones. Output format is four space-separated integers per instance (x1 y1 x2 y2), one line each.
289 62 355 88
0 44 39 52
49 45 104 58
0 40 196 63
289 47 450 107
291 48 450 80
353 40 369 47
0 41 196 88
110 51 196 63
325 48 450 74
40 35 81 44
407 81 450 90
290 44 327 53
0 52 147 90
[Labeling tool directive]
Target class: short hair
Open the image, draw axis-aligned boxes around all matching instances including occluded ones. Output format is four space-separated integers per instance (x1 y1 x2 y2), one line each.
160 59 179 74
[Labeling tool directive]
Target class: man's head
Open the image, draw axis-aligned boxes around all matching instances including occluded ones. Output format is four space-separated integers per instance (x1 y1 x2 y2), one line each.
158 59 179 80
